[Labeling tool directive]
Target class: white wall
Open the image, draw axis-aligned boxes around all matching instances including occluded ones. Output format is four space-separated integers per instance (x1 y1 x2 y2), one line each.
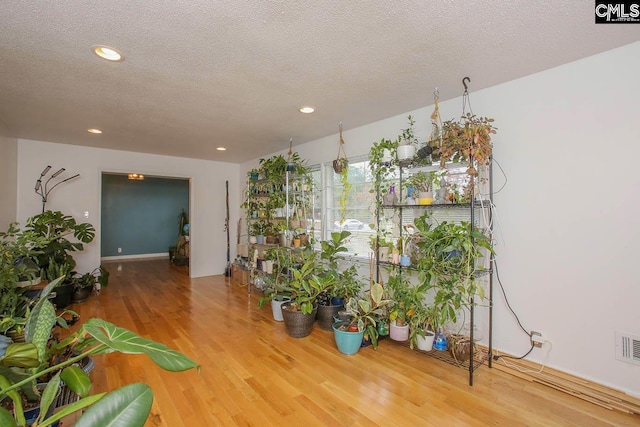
17 140 240 278
0 134 18 229
241 41 640 397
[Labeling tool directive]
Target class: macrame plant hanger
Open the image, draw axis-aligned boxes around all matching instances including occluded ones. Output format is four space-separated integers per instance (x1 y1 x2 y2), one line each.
419 88 444 162
286 138 295 172
333 122 348 174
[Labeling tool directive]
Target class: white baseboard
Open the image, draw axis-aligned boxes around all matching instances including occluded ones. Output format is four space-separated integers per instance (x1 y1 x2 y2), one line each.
101 252 169 261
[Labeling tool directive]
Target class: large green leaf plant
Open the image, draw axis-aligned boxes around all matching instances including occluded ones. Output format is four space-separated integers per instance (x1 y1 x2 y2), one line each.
0 279 199 427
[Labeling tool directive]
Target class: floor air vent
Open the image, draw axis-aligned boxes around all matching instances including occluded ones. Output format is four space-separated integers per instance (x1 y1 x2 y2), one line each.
615 331 640 366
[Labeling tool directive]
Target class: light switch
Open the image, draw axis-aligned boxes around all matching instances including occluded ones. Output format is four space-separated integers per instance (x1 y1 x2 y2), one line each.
83 211 89 218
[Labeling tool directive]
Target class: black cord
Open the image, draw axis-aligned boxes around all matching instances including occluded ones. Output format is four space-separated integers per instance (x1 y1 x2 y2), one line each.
493 258 535 361
495 259 529 335
496 343 535 361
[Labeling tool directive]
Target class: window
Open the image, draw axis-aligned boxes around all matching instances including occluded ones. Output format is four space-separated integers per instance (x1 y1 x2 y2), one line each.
315 158 475 259
320 157 377 257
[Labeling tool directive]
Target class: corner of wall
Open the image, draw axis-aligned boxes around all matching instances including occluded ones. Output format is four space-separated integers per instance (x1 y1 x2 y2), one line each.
0 135 18 228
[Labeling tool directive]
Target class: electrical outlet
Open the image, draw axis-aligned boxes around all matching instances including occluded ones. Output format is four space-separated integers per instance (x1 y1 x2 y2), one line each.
117 247 122 254
530 331 543 348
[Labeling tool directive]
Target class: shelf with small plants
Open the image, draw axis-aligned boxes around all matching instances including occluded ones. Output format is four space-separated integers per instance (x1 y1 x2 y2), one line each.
240 150 314 297
369 94 497 385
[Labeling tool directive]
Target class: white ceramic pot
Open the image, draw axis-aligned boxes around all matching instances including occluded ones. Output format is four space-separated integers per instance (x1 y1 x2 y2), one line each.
271 296 291 321
264 260 273 274
249 236 257 244
389 320 409 341
397 145 416 161
381 149 393 163
416 330 435 351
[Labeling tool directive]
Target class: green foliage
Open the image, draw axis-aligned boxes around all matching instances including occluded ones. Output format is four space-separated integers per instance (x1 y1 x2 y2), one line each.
399 115 419 147
414 215 494 329
72 383 152 427
0 223 50 321
405 170 436 193
387 273 429 326
25 210 96 281
346 283 392 349
437 113 497 176
283 255 334 314
0 312 199 426
319 231 362 300
338 166 351 224
259 154 287 179
69 266 109 292
368 138 399 219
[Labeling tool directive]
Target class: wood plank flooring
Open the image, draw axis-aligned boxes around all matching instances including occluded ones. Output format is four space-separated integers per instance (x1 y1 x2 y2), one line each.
65 259 640 426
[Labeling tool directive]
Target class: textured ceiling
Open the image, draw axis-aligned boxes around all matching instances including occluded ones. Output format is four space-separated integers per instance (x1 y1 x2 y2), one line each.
1 1 639 163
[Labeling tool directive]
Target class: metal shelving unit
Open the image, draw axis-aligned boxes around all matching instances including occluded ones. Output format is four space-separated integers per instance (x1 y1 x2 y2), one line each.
374 160 494 385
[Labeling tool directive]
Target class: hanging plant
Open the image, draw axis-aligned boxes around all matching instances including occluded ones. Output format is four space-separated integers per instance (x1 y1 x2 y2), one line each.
437 114 496 175
332 123 351 223
333 123 348 174
434 78 497 176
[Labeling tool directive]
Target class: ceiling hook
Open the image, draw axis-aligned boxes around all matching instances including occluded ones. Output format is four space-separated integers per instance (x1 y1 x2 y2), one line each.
462 76 471 93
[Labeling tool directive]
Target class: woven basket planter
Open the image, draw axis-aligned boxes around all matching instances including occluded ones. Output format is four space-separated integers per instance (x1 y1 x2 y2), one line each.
449 334 473 363
316 303 343 331
281 302 317 338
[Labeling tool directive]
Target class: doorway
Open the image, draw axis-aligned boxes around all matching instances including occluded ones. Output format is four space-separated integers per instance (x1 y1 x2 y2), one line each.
100 173 190 268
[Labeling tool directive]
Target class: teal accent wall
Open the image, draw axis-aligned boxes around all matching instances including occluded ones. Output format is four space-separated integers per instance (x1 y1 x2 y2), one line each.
101 174 189 257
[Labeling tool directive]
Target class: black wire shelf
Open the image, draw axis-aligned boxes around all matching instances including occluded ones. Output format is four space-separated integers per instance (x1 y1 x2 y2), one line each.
388 339 490 372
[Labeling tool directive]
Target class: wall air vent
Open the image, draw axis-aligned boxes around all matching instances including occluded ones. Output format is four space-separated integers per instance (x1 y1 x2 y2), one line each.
615 331 640 366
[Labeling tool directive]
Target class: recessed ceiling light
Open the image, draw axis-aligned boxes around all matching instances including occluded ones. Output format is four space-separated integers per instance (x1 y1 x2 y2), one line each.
299 106 315 114
92 45 124 62
87 128 102 134
216 147 227 151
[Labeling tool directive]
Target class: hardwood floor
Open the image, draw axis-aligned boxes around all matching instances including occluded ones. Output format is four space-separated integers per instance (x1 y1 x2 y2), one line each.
66 259 639 426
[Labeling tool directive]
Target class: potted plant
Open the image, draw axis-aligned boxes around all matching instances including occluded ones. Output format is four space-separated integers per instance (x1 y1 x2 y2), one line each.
369 232 394 264
405 170 436 205
257 247 293 321
0 278 199 427
258 154 287 180
369 137 397 167
386 273 412 341
250 220 269 245
437 113 497 176
397 115 419 161
70 266 109 303
333 282 391 354
315 232 360 330
23 211 97 310
409 303 436 351
280 250 334 338
0 223 48 313
387 272 429 342
333 124 348 174
414 216 494 350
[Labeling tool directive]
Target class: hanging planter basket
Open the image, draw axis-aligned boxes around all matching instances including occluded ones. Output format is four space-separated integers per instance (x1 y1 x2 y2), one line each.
333 122 349 174
333 158 348 174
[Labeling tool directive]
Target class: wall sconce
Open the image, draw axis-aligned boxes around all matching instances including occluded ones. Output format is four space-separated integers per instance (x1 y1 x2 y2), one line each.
34 166 80 213
128 173 144 181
